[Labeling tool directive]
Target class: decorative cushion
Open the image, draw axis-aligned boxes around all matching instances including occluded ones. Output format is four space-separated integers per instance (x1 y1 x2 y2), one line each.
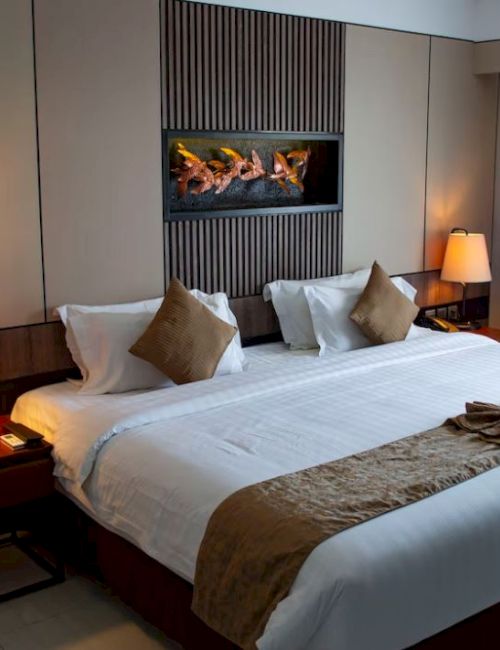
349 262 419 344
129 278 237 384
263 270 417 350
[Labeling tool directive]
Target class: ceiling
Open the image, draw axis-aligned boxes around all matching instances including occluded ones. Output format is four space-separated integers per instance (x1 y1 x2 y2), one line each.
194 0 500 41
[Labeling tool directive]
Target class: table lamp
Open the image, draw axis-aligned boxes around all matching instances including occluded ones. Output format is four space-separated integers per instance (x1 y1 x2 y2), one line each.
440 227 491 330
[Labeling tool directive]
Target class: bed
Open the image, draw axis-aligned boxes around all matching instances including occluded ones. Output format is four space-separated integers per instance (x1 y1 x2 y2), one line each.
11 330 500 650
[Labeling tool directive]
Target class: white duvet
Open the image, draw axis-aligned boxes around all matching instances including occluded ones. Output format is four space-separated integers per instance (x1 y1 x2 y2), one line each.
12 332 500 650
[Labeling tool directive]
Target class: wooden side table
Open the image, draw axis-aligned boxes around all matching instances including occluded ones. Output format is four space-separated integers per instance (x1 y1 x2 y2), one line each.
0 416 65 602
473 327 500 342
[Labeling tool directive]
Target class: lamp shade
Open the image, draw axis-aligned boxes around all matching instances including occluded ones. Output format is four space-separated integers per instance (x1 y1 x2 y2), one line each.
441 231 492 284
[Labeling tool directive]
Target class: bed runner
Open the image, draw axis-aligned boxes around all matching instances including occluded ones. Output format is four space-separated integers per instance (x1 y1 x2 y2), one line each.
192 402 500 649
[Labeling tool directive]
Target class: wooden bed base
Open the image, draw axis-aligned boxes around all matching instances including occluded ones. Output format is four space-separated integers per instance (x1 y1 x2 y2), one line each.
79 508 498 650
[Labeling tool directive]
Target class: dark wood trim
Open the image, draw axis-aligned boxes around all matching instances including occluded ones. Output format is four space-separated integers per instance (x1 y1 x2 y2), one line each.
401 270 490 308
0 321 74 383
0 370 79 415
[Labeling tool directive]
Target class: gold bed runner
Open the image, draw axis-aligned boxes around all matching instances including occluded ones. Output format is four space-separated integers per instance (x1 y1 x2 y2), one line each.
192 403 500 649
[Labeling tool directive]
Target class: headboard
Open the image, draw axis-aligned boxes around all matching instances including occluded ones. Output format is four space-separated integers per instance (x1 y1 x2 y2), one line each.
0 294 278 413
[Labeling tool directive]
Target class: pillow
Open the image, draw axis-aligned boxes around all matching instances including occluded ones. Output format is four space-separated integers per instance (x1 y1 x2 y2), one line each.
130 278 238 385
302 286 371 354
59 291 245 381
350 261 420 344
70 311 172 395
263 269 371 350
263 269 417 350
56 297 163 380
190 289 246 373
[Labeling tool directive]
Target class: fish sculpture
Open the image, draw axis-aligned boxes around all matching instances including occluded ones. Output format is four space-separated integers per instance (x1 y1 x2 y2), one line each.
209 147 248 194
239 150 266 181
269 147 311 193
172 142 311 196
172 143 215 196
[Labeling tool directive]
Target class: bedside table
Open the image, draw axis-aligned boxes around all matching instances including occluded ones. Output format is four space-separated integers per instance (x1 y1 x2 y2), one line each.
473 327 500 342
0 416 64 602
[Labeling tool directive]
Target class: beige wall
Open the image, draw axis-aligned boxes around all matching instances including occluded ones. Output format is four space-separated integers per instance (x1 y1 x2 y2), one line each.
1 8 499 330
344 27 498 277
0 0 44 328
474 40 500 74
425 38 498 269
343 26 429 275
489 77 500 327
35 0 164 316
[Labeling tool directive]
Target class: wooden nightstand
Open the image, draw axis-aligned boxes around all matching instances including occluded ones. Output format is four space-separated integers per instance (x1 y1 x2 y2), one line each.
0 416 64 601
473 327 500 342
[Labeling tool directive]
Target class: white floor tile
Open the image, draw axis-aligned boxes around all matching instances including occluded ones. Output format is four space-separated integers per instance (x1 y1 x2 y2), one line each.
0 577 179 649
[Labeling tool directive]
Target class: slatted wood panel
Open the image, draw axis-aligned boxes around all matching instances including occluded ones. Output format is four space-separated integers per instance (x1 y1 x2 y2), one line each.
165 212 342 295
163 0 345 297
164 0 344 132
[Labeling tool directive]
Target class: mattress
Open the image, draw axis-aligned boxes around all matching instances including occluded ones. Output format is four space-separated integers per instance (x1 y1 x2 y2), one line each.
12 331 500 650
12 342 308 444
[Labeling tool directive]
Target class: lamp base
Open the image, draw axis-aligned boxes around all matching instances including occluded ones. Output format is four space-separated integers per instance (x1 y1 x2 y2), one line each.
450 320 482 331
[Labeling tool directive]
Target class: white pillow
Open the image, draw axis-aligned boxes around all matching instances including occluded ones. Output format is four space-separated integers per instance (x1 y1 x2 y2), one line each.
58 291 246 381
302 286 371 354
65 291 246 394
56 297 163 379
263 270 417 349
303 283 420 355
70 312 173 395
190 289 246 374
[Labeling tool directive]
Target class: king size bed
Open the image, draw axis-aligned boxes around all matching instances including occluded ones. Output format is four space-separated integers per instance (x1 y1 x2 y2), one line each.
11 325 500 650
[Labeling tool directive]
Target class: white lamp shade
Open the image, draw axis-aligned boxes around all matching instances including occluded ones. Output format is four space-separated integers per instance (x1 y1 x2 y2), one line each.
441 231 492 284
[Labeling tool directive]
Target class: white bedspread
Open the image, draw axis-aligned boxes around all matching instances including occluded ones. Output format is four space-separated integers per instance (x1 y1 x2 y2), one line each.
12 332 500 650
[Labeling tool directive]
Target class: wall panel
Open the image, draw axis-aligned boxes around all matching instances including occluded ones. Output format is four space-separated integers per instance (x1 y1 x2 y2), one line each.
489 82 500 327
35 0 165 315
165 212 342 295
474 40 500 74
163 0 345 296
425 37 498 269
0 0 44 328
342 25 429 275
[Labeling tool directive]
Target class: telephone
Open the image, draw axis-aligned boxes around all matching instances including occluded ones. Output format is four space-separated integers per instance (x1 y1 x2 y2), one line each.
414 315 459 333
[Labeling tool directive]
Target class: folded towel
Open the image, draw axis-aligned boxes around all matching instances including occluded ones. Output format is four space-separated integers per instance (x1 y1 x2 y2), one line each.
451 402 500 442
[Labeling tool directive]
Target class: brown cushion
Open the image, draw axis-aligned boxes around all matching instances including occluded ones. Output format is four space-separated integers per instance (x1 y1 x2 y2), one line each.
349 261 419 344
129 278 237 385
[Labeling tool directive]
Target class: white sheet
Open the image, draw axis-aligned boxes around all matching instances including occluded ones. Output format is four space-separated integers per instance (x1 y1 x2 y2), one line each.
12 332 500 650
11 343 310 443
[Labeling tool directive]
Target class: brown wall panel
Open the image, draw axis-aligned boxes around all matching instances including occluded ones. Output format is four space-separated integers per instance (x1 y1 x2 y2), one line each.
163 0 345 296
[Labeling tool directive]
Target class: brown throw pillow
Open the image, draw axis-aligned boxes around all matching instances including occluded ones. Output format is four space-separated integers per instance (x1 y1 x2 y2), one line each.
349 261 419 344
129 278 237 385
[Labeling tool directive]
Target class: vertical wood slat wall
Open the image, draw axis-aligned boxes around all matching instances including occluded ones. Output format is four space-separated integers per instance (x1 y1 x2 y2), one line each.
163 0 345 297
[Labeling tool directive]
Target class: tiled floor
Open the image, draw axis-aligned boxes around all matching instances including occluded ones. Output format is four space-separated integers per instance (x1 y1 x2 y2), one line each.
0 576 180 650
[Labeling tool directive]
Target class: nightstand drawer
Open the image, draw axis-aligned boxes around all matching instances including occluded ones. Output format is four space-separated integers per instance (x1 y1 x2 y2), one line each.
0 458 54 509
